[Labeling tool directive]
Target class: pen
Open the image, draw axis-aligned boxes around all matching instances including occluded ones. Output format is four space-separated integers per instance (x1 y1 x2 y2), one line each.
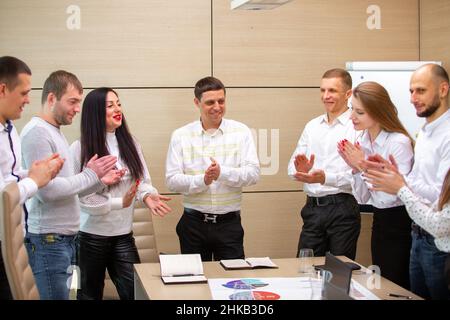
388 293 412 299
172 274 196 277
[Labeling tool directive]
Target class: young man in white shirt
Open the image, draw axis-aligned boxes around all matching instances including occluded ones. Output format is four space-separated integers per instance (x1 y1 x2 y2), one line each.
288 68 360 260
20 71 118 300
166 76 260 261
0 56 64 300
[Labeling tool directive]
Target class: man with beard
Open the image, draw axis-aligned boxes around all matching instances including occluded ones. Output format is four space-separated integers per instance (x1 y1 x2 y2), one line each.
20 70 118 299
405 64 450 299
364 63 449 299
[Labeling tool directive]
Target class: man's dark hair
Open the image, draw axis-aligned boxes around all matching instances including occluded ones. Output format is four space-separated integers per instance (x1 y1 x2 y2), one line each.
194 76 226 100
322 68 352 90
0 56 32 90
41 70 83 105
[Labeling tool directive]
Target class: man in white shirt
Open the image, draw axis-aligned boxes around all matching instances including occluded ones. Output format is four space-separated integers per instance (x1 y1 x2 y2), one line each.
166 76 260 261
0 56 64 300
288 68 360 260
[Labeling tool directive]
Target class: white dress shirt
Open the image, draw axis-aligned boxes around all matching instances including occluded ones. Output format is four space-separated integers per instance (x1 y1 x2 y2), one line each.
166 118 260 214
0 121 37 205
288 108 359 197
398 186 450 252
352 130 414 208
406 109 450 204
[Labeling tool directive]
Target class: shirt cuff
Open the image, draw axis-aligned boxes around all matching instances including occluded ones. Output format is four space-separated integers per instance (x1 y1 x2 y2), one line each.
19 177 38 204
217 165 231 182
111 197 123 210
323 172 336 186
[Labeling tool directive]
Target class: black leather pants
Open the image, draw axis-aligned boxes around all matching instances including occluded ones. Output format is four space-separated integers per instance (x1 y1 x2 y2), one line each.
77 231 140 300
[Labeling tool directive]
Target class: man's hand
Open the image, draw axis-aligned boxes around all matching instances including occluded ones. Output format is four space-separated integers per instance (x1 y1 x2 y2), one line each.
364 169 406 195
294 169 325 184
204 157 221 185
144 193 172 217
28 153 65 188
102 168 127 186
294 154 315 173
359 154 399 173
86 154 117 179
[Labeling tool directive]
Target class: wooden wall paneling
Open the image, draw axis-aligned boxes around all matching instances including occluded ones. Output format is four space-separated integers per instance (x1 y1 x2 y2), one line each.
0 0 211 88
15 88 333 193
420 0 450 68
213 0 419 86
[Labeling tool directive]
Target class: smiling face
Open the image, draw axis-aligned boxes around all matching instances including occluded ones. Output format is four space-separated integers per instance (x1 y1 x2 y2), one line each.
410 68 442 119
0 73 31 124
50 84 83 126
320 77 352 116
195 89 226 130
105 91 122 132
350 96 378 131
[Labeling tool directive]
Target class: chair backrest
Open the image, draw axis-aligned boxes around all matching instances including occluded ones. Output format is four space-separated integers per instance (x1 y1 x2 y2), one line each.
103 202 158 299
0 182 39 300
132 202 159 263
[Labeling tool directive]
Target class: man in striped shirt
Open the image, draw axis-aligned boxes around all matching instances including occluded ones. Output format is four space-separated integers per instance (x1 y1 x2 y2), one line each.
166 76 260 261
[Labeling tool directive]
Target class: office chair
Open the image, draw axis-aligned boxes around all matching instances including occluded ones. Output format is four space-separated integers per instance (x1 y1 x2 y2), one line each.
0 182 39 300
103 202 159 299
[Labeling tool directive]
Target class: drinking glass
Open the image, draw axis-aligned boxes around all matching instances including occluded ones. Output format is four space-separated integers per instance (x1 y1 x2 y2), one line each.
298 248 314 274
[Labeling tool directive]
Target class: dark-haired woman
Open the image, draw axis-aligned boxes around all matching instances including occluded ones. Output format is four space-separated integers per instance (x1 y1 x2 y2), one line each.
70 87 171 300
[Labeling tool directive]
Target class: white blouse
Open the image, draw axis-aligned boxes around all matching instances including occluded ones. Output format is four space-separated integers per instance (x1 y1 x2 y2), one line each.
351 130 413 208
398 186 450 252
70 133 158 236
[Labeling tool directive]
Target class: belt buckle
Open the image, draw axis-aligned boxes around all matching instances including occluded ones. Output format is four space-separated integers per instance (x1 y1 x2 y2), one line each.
203 214 217 223
45 234 55 243
315 197 327 207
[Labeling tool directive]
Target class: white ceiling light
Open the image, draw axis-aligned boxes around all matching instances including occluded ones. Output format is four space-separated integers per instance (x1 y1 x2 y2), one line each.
231 0 294 10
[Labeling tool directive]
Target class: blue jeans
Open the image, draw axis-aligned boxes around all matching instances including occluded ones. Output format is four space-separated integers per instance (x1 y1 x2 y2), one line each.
409 232 450 300
24 233 78 300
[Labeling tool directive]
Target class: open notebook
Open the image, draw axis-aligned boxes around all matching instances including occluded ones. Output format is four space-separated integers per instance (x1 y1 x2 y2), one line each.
220 257 278 270
159 254 207 284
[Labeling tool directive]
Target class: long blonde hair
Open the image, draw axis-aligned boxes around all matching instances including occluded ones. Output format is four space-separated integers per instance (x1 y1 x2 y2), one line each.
353 81 414 147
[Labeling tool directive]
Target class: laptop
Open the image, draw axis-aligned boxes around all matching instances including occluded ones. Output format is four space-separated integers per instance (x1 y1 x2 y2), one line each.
320 252 354 300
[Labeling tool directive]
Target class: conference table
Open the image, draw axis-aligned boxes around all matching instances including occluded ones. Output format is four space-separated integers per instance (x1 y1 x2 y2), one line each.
133 257 422 300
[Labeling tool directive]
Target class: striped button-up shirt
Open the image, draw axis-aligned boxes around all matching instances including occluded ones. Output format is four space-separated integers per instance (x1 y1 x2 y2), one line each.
166 118 260 214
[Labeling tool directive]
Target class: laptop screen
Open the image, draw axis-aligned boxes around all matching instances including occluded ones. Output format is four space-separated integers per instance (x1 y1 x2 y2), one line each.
322 252 353 294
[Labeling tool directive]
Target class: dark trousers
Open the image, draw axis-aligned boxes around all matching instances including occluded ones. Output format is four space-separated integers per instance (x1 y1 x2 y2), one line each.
0 244 13 300
298 193 361 260
372 206 412 289
77 231 140 300
176 208 245 261
446 253 450 291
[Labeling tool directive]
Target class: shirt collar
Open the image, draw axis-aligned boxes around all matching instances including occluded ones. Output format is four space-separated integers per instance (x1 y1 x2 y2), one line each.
372 130 389 148
320 108 352 126
0 120 13 133
197 118 226 136
422 109 450 135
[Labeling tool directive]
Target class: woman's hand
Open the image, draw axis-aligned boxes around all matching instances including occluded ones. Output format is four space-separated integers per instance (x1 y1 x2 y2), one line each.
122 179 139 208
337 140 364 173
144 194 172 217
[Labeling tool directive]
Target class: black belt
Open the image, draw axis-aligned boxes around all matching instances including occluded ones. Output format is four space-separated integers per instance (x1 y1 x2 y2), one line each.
411 223 432 238
184 208 240 224
306 193 352 207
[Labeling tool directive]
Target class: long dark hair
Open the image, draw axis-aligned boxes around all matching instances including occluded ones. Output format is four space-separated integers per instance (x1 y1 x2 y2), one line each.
80 87 144 180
